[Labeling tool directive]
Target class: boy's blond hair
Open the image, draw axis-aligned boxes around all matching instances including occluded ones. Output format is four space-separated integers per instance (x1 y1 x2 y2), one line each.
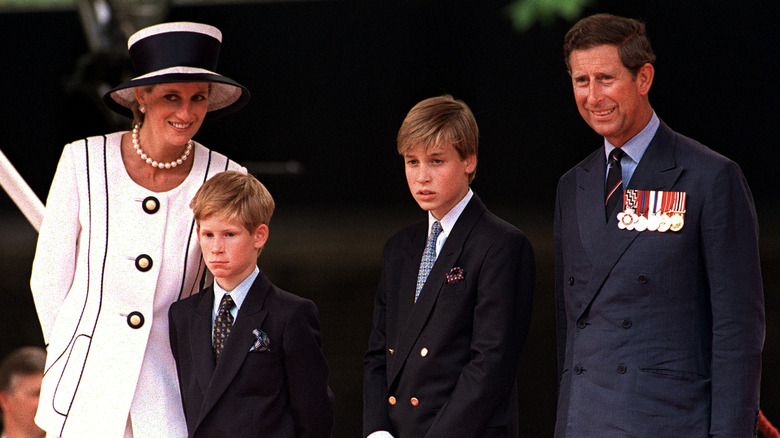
397 94 479 183
190 171 275 233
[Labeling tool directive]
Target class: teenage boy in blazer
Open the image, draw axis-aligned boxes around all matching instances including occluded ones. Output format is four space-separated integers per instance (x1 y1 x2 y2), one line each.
169 171 334 438
363 95 536 438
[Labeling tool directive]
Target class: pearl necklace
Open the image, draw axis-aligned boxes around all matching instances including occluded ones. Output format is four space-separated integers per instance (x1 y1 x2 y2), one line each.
132 124 193 169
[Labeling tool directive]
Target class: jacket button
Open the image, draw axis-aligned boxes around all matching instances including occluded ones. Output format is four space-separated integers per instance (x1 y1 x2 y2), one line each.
388 348 394 355
142 196 160 214
388 396 396 405
127 311 144 329
573 365 583 375
410 397 419 406
617 364 627 374
621 319 632 329
135 254 153 272
577 319 587 329
568 277 574 286
420 348 428 357
637 275 648 284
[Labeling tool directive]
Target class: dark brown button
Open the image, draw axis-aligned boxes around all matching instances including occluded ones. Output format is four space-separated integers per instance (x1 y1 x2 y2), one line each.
637 275 648 284
621 319 632 329
568 277 574 286
410 397 419 406
142 196 160 214
577 319 587 329
135 254 153 272
617 364 627 374
127 311 144 329
573 365 583 375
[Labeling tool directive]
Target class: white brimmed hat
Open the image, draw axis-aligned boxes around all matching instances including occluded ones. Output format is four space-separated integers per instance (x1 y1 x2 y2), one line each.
103 22 250 119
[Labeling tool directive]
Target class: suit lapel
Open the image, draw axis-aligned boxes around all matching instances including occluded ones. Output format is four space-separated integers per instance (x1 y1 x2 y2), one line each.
397 223 427 323
190 287 217 395
575 121 684 319
195 273 271 428
388 195 485 385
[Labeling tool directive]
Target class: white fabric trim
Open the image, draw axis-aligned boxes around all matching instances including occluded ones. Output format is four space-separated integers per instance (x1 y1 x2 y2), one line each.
128 22 221 48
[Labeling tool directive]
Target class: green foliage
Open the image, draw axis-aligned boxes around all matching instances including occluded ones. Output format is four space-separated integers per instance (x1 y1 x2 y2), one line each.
507 0 592 31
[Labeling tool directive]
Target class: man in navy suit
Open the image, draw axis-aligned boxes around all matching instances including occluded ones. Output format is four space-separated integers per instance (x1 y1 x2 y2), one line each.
169 171 334 438
554 14 764 438
363 95 535 438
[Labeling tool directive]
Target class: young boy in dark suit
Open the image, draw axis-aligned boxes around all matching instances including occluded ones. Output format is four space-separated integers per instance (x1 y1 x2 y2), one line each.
363 95 535 438
169 171 334 438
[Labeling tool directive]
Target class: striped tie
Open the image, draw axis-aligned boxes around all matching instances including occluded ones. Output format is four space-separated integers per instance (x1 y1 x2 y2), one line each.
605 148 625 221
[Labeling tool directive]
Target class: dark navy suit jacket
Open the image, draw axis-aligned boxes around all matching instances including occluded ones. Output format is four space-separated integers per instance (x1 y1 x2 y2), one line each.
169 269 334 438
554 121 764 438
364 194 535 438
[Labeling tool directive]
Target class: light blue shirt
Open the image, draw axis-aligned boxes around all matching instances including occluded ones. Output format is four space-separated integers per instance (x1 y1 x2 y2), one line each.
211 266 259 339
604 112 660 187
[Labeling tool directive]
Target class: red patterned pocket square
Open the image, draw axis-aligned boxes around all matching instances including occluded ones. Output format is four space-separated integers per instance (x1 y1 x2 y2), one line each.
446 267 465 284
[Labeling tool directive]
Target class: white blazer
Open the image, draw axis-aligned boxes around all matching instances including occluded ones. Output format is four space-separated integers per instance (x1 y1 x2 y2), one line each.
31 132 244 437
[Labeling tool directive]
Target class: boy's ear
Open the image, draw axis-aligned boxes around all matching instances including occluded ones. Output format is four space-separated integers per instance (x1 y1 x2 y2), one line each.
195 227 201 243
465 153 477 174
254 224 269 250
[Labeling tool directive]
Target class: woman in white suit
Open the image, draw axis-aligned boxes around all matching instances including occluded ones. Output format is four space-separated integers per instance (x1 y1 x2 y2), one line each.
30 22 249 437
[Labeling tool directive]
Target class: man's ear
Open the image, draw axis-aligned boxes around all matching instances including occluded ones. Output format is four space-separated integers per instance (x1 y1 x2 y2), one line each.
636 63 654 96
254 224 269 250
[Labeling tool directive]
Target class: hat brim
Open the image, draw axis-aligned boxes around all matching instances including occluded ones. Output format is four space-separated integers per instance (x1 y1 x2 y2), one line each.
103 72 250 120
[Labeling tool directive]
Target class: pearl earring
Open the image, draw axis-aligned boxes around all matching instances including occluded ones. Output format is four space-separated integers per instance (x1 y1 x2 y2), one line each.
139 104 146 114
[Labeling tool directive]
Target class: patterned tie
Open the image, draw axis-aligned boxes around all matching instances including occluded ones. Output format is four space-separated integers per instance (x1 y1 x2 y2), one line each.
415 221 442 302
605 148 625 221
213 294 235 362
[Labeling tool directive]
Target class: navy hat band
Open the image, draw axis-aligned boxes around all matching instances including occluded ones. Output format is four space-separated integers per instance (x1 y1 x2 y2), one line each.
129 32 221 75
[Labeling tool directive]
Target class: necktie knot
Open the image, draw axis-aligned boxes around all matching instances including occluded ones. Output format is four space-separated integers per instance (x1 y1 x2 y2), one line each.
609 148 625 166
218 294 235 312
415 221 442 302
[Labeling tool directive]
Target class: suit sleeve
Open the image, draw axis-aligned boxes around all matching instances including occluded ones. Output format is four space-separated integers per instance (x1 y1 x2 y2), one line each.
283 299 334 438
30 143 81 343
702 161 764 438
363 243 394 436
425 229 535 437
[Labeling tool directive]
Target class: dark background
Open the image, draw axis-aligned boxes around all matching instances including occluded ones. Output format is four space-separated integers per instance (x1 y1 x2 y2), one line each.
1 1 778 436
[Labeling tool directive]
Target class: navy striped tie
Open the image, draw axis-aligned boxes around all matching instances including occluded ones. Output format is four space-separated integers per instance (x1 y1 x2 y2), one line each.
605 148 625 221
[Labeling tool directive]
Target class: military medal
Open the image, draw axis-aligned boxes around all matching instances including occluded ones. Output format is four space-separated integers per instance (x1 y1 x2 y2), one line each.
668 191 686 232
633 190 649 232
619 189 687 233
618 190 638 229
646 190 661 231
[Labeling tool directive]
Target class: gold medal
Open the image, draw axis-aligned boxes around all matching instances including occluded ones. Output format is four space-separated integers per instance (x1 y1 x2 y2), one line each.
657 213 671 233
669 213 684 232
